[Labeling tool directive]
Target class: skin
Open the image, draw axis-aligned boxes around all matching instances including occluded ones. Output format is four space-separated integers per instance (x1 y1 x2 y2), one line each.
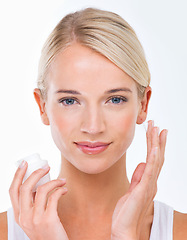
35 42 151 216
1 42 187 239
34 42 154 238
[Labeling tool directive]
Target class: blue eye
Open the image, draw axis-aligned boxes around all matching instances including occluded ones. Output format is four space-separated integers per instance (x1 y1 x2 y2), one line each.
109 96 128 104
58 96 128 106
59 98 77 106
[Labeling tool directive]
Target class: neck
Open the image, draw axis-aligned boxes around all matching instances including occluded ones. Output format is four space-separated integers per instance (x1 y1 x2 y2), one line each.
57 153 130 219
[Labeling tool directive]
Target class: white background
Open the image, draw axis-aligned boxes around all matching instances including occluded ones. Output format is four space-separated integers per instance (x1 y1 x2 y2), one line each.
0 0 187 213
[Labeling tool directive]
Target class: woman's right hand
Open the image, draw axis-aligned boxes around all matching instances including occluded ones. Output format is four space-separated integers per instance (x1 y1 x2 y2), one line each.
9 161 69 240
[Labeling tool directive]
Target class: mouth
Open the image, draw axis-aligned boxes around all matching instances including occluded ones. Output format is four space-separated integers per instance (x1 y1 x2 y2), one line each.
74 141 111 155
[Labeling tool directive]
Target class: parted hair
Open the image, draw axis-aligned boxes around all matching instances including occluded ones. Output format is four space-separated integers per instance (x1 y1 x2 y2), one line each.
37 7 150 101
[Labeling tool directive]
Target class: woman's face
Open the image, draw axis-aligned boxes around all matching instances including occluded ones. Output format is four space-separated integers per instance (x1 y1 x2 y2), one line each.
43 43 144 174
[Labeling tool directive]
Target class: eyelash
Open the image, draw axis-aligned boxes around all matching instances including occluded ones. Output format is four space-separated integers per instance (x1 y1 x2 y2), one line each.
58 96 128 106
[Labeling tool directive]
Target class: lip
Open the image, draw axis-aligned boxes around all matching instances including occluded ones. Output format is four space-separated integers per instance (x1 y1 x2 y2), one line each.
75 141 111 155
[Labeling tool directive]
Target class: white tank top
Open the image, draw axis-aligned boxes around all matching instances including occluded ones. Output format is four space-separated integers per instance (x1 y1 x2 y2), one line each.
149 201 173 240
7 200 173 240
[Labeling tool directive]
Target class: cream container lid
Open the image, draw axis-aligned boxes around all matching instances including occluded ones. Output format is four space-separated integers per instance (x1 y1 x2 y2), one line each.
16 153 50 192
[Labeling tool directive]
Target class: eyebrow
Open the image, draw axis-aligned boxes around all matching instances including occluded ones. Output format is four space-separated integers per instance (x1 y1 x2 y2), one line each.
55 88 132 95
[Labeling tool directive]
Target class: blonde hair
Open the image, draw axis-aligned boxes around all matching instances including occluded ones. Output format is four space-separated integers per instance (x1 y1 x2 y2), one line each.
37 7 150 101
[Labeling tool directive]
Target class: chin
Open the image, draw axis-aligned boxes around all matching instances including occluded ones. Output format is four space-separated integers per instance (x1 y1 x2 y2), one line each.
71 157 118 175
77 166 109 175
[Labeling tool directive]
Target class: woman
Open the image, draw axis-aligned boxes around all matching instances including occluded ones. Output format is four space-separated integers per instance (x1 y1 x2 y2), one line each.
0 7 187 240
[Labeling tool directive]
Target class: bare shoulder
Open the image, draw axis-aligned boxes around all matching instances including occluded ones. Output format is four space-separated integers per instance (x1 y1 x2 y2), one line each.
173 210 187 240
0 211 8 240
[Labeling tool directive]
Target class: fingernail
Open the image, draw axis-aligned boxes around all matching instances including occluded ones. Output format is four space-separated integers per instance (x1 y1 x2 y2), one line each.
42 164 50 170
19 160 26 168
148 120 154 128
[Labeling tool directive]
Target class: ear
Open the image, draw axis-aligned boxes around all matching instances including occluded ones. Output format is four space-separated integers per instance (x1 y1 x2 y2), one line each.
136 86 152 124
33 88 50 125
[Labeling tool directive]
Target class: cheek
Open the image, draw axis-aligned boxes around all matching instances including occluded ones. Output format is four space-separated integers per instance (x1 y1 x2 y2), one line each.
110 108 136 132
48 108 76 149
119 113 135 133
110 109 137 151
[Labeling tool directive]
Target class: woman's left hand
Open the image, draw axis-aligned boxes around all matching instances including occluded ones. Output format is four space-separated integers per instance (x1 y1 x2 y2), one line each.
111 120 168 240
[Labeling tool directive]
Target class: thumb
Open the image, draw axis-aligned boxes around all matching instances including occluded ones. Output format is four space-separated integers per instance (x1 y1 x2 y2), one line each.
128 163 146 193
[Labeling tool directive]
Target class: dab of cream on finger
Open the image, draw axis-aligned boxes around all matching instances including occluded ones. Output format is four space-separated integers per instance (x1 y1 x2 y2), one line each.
153 147 158 155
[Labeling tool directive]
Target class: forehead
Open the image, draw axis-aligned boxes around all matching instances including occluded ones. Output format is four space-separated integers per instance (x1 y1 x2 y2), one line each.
47 43 137 94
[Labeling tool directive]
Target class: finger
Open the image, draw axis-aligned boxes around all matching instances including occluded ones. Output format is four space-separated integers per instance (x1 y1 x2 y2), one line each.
157 129 168 176
141 128 164 192
141 146 158 186
149 126 160 172
146 120 154 158
152 127 167 179
142 122 158 189
9 161 28 222
143 125 161 182
159 129 168 160
19 166 50 214
33 179 67 216
140 127 166 203
151 126 160 150
46 187 68 215
139 147 158 204
129 163 146 193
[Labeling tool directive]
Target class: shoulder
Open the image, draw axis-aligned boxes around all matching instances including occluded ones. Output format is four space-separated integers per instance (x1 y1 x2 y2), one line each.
173 210 187 240
0 211 8 240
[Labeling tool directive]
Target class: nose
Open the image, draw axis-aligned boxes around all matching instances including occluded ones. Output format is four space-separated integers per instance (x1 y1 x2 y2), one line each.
80 105 106 134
